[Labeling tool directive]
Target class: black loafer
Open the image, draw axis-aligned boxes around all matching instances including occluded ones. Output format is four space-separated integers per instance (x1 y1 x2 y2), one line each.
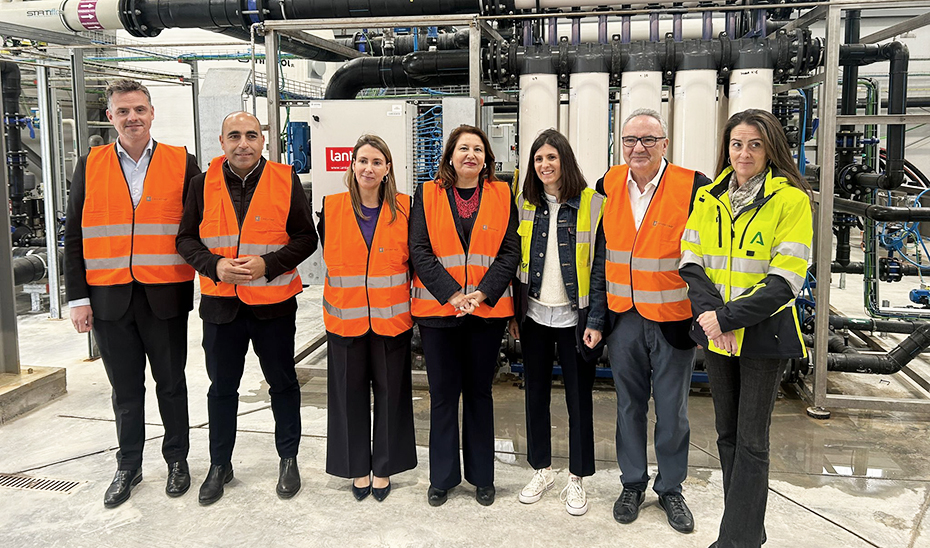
103 468 142 508
165 461 190 497
427 486 448 507
658 493 694 533
476 485 495 506
352 479 371 501
372 481 392 502
612 487 645 524
276 457 301 499
198 463 233 506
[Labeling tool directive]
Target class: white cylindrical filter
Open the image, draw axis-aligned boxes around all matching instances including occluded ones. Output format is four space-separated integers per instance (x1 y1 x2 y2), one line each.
673 70 718 177
665 92 675 165
569 72 610 186
519 73 560 183
717 83 729 159
559 93 570 138
618 71 662 165
728 68 774 116
0 0 124 32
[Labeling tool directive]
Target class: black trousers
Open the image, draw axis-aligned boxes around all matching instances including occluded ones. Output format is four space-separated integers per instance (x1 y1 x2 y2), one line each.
93 282 190 471
325 329 417 478
705 352 783 548
521 318 596 477
420 317 505 490
202 306 300 465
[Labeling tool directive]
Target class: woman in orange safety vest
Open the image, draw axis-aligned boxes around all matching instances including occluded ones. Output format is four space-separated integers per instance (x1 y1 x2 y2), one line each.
409 125 520 508
320 135 416 502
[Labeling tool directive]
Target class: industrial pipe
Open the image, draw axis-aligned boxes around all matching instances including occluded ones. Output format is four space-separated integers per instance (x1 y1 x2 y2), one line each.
12 251 62 286
829 315 923 335
568 44 610 184
827 322 930 375
833 197 930 222
323 50 469 100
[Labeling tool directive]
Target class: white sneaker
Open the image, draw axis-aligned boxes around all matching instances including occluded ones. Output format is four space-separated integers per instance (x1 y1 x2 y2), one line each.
519 468 555 504
560 475 588 516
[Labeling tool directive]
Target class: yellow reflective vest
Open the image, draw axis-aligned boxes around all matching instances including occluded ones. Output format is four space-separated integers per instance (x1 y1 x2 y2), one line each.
516 187 604 310
681 166 812 358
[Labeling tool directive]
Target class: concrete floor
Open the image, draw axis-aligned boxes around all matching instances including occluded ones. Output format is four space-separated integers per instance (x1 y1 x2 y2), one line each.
2 248 930 547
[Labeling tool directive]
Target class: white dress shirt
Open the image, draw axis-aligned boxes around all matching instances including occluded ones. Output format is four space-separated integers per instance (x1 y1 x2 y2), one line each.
627 158 667 230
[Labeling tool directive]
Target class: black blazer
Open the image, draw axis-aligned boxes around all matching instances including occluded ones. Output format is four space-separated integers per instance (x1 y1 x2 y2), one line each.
63 142 201 321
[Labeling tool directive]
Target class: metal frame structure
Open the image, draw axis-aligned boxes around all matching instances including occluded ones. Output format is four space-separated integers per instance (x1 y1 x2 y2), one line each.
260 14 483 161
0 92 20 375
803 1 930 413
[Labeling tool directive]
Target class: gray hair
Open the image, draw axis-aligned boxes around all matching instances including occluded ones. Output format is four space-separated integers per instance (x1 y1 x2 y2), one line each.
106 79 152 110
621 108 668 137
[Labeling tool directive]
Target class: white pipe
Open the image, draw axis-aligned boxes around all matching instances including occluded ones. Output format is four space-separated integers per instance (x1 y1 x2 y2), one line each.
558 94 570 140
728 68 774 117
553 17 726 44
672 70 717 177
716 83 729 166
0 0 123 33
569 72 609 186
617 71 662 166
518 73 559 186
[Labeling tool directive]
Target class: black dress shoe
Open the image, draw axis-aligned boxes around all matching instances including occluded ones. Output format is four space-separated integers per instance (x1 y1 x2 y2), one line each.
276 457 301 499
165 461 190 497
475 485 495 506
372 481 392 502
658 493 694 533
198 463 233 506
427 486 448 507
612 487 645 524
352 478 371 501
103 468 142 508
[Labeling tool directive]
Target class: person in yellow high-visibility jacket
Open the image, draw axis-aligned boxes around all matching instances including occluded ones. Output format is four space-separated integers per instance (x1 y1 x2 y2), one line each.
680 109 813 548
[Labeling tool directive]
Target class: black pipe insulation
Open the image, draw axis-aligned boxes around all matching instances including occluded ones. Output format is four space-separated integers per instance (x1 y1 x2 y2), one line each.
324 50 470 100
12 251 62 286
833 197 930 222
829 315 924 335
827 322 930 375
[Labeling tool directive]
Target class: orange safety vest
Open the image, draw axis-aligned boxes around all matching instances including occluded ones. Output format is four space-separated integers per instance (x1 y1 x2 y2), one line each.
198 157 302 305
603 163 692 322
81 143 194 286
322 192 413 337
411 180 514 319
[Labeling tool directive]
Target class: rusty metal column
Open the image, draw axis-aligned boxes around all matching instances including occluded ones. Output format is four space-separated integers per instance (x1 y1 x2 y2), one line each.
265 28 282 162
812 5 842 409
0 69 20 374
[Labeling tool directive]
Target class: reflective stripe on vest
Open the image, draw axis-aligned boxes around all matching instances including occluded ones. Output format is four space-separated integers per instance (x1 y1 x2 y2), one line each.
602 163 692 322
198 157 302 305
322 192 413 337
81 143 194 286
516 188 604 309
411 180 515 318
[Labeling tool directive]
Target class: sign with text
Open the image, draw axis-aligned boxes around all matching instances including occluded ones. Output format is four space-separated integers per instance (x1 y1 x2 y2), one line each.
325 147 353 172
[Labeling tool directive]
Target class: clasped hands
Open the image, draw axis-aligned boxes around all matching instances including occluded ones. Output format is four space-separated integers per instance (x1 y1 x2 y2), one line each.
697 310 737 355
448 290 486 317
216 256 266 285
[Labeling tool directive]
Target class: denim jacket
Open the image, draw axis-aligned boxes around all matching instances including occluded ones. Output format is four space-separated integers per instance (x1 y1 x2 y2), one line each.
523 194 582 309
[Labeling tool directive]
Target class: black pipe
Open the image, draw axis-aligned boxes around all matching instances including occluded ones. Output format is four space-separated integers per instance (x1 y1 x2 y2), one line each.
827 322 930 374
803 333 858 354
834 196 930 222
824 261 921 278
882 40 908 190
839 10 860 169
120 0 489 37
829 315 923 335
324 50 469 100
11 251 61 286
1 60 25 228
335 29 472 56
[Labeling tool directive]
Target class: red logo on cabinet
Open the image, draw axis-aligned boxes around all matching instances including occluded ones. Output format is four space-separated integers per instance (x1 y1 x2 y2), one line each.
325 147 353 171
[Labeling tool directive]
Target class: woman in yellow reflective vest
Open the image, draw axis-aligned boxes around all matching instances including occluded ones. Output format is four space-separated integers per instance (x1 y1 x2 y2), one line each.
319 135 416 502
509 129 604 516
680 109 813 548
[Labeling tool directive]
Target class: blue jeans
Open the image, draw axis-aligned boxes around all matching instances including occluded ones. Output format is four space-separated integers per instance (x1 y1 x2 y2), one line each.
704 351 783 548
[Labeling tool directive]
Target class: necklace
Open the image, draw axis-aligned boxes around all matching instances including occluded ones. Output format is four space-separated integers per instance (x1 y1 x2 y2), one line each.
453 185 480 219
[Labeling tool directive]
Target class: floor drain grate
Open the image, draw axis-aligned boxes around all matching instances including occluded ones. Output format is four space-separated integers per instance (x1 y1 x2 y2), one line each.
0 473 82 494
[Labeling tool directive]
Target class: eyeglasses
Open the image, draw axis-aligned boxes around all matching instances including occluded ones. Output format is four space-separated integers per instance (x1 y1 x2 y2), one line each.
620 136 666 148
